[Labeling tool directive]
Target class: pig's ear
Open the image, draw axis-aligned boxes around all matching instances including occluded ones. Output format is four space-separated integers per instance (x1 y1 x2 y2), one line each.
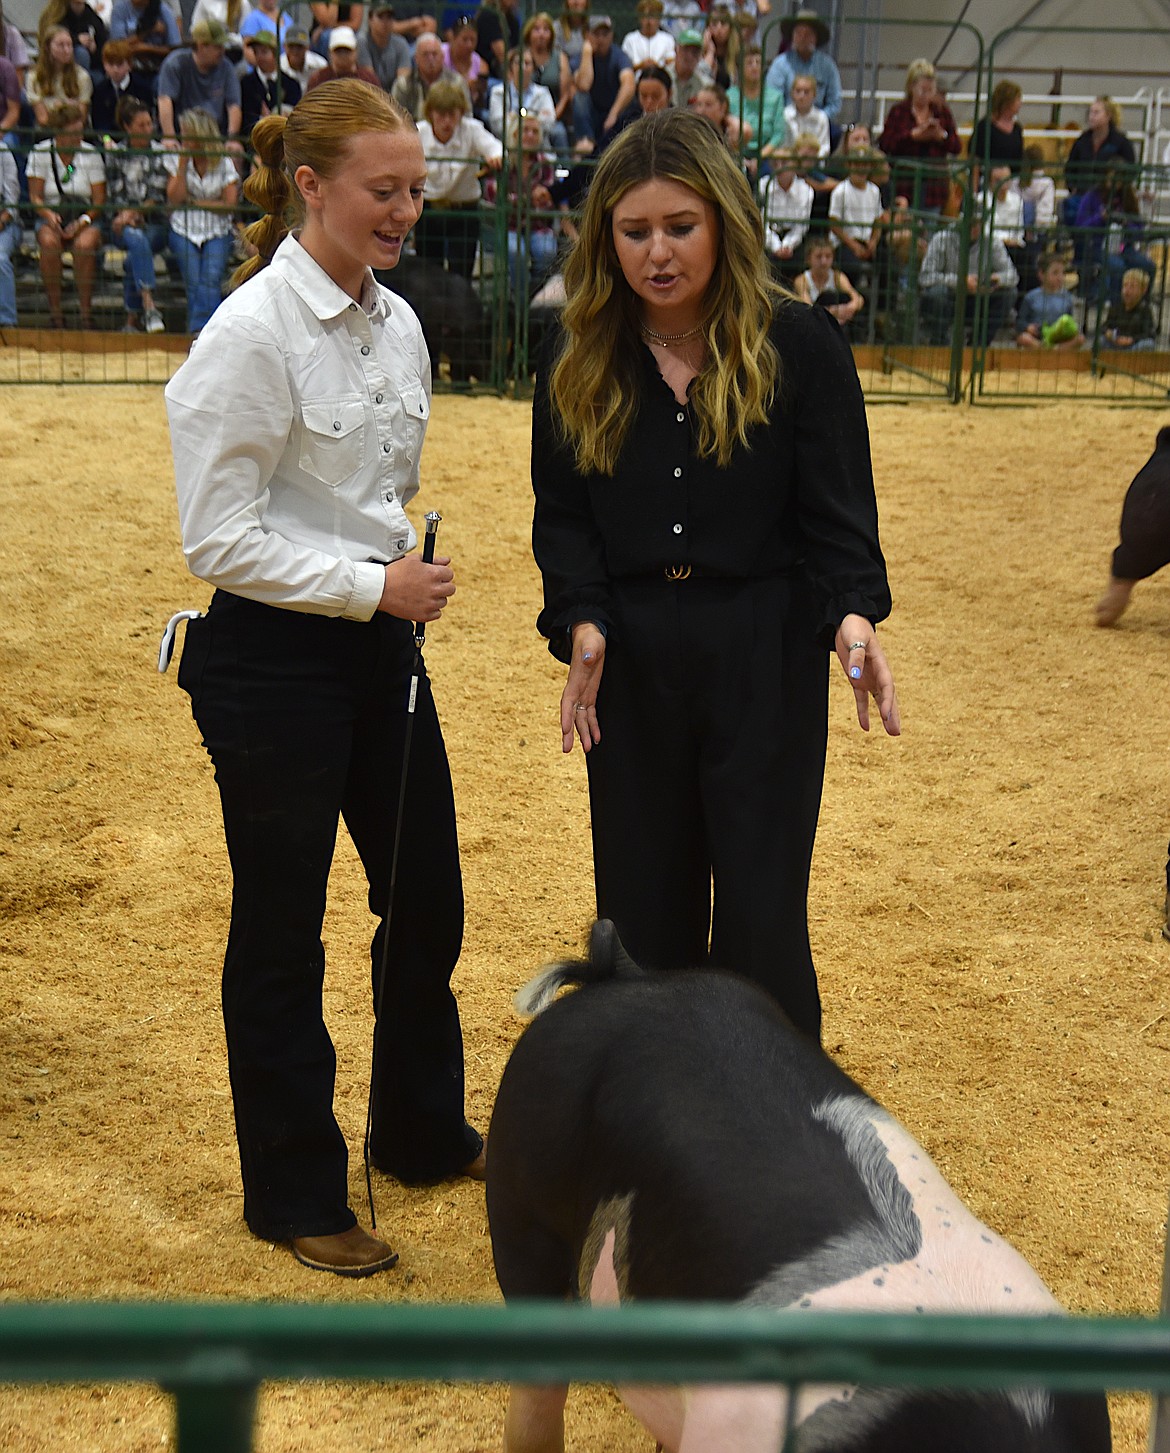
589 919 643 980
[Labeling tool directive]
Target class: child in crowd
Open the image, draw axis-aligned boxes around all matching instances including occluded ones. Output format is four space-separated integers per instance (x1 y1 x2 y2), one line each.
725 44 784 172
416 78 502 279
621 0 675 71
1102 267 1157 350
827 145 887 286
689 81 739 150
783 73 829 158
760 147 813 274
986 163 1026 296
164 106 239 335
1016 143 1056 237
793 232 863 331
106 94 169 333
484 108 559 295
1015 250 1085 349
90 37 155 137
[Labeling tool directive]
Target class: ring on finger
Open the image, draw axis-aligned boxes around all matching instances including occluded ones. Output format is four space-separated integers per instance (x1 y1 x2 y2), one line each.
848 640 867 651
574 703 588 712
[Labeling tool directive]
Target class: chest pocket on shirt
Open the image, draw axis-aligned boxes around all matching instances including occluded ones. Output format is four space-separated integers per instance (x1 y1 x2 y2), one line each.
398 376 430 466
300 398 366 486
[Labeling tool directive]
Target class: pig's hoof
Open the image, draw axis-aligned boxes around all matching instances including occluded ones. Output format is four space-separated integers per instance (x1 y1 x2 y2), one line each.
290 1225 399 1277
460 1143 488 1181
1095 578 1134 626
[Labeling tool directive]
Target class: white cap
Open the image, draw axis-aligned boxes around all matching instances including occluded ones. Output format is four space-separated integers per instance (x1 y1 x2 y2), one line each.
329 24 358 49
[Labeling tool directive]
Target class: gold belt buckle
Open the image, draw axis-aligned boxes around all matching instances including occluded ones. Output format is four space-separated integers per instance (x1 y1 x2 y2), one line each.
664 564 692 581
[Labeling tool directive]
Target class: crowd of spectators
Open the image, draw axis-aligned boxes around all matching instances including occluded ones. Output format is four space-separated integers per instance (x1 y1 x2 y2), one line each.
0 0 1164 354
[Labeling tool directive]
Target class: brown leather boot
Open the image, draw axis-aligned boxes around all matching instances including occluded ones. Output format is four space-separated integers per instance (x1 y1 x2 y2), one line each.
290 1224 398 1277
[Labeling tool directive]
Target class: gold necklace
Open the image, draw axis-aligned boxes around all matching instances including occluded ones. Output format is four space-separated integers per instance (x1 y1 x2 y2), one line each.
640 320 704 347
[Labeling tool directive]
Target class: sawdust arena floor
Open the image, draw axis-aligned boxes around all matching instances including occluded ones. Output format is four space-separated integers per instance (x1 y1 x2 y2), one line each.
3 386 1170 1452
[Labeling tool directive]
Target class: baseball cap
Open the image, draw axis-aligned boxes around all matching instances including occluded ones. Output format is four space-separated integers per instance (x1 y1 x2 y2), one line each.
370 1 395 12
329 25 358 49
676 27 702 45
588 13 612 29
284 25 310 45
190 17 228 44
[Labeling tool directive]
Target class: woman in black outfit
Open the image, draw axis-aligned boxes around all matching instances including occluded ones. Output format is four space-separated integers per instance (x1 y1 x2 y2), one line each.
531 108 899 1041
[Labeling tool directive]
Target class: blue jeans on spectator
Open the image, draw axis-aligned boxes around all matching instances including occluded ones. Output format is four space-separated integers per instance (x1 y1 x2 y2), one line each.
0 217 21 325
120 220 169 312
921 283 1012 345
572 91 610 148
506 228 557 295
169 229 233 333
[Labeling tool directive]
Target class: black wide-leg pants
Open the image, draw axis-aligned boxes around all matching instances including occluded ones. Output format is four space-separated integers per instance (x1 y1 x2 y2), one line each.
585 575 829 1040
178 591 480 1242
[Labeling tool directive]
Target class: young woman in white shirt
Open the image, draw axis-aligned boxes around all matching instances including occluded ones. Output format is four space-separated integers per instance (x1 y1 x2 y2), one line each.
164 79 484 1279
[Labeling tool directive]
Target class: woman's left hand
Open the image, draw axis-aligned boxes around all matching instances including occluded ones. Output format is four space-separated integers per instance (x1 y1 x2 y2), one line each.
835 614 901 736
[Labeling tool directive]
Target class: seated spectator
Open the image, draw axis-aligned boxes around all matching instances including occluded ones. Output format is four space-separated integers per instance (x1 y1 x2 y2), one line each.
91 38 156 136
239 28 299 140
280 25 326 90
240 0 292 56
385 0 436 43
622 0 674 71
105 93 169 331
397 32 471 123
726 45 784 170
522 12 571 144
765 9 841 126
701 5 736 90
985 163 1026 290
968 78 1023 190
919 208 1017 345
416 76 502 278
783 72 828 158
189 0 252 64
791 129 835 217
443 16 487 114
662 0 703 40
0 140 19 326
556 0 587 73
1064 96 1135 203
164 105 238 333
27 25 94 128
1015 249 1084 350
1 2 30 88
157 19 242 150
476 0 521 81
358 2 411 94
689 81 740 150
571 14 633 156
793 232 863 331
1017 144 1056 238
483 108 559 294
27 100 106 327
307 1 363 54
488 45 558 147
39 0 109 78
306 26 381 90
760 147 813 275
1076 173 1154 304
0 48 21 142
828 144 887 287
667 26 711 110
108 0 182 83
879 58 960 215
1102 268 1157 351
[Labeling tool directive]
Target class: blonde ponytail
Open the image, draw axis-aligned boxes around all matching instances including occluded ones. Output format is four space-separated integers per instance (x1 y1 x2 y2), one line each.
232 114 293 289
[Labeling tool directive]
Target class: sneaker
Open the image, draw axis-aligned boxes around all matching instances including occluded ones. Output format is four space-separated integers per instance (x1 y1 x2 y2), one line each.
144 307 165 334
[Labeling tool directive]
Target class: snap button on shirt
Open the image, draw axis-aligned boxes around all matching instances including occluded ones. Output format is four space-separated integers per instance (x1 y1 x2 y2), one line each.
673 467 682 478
673 523 683 535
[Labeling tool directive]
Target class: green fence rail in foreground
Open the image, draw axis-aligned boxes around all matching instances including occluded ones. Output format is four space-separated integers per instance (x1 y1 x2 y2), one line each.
3 1301 1170 1452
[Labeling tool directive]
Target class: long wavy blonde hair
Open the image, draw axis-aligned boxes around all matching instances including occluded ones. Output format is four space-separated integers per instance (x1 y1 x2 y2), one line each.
550 108 781 476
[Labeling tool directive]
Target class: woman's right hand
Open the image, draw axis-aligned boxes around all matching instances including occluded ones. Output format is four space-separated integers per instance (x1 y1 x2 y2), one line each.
560 622 605 754
378 553 455 622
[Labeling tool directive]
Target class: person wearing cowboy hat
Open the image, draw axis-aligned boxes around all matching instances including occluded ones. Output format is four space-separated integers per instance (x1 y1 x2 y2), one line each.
765 8 841 123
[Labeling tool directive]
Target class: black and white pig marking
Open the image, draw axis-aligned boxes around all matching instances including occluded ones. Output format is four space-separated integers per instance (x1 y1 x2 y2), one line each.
485 922 1112 1453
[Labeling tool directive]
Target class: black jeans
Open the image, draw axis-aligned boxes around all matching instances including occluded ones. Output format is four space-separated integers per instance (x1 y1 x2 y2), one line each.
179 591 480 1241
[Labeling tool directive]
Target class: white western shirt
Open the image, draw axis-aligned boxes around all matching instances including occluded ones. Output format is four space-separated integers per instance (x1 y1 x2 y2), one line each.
165 232 431 620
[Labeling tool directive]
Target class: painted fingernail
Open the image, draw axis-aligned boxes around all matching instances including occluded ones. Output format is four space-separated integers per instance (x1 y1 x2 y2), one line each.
850 666 862 680
582 651 593 662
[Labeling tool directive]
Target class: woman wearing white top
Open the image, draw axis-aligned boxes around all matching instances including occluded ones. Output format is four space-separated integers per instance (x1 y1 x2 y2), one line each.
164 79 484 1279
27 100 106 327
164 106 239 334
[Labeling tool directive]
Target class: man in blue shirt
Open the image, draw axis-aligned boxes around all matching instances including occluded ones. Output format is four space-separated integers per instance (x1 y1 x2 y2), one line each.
765 8 841 123
572 14 635 155
156 18 242 148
